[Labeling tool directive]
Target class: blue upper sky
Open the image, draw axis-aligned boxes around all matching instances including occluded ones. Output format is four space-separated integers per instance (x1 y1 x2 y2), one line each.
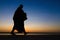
0 0 60 32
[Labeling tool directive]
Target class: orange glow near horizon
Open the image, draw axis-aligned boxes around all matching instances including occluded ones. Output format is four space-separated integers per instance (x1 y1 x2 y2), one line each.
0 23 60 32
0 20 60 32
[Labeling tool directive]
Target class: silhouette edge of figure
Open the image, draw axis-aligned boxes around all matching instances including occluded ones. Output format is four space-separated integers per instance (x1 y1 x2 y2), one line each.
11 4 27 35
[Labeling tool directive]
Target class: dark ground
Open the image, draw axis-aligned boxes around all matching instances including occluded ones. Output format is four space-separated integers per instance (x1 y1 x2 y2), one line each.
0 35 60 40
0 32 60 40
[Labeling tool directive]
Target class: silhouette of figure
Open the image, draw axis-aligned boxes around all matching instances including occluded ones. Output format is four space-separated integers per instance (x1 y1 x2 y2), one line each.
11 4 27 35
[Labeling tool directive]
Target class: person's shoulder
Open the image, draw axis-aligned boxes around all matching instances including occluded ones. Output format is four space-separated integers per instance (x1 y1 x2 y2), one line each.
24 13 26 15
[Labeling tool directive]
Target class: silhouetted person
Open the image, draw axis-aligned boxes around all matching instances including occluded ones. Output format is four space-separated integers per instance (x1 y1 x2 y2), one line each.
11 4 27 35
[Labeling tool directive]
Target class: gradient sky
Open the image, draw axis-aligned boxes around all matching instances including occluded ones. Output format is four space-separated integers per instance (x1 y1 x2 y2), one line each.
0 0 60 32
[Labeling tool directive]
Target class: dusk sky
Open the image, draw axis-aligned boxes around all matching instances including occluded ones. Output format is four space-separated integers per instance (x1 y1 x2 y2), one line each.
0 0 60 32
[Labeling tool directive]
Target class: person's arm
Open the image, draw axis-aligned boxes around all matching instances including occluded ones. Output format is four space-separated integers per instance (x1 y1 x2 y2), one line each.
23 13 27 21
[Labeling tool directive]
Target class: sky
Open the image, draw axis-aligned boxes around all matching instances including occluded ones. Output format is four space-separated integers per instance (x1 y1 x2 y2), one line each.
0 0 60 32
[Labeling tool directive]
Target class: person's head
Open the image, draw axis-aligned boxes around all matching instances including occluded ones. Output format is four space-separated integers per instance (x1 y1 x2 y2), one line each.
19 4 23 9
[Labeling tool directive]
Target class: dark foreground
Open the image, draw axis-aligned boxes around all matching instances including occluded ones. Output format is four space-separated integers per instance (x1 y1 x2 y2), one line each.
0 35 60 40
0 32 60 40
